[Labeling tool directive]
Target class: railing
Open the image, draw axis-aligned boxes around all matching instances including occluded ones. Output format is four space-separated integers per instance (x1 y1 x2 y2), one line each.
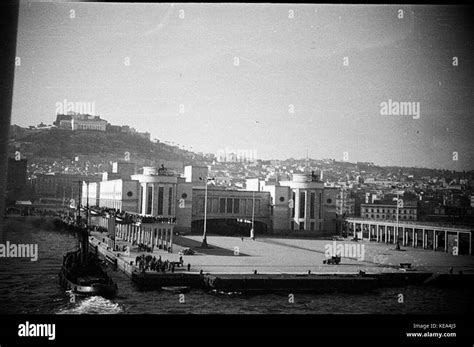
89 206 176 224
346 217 473 230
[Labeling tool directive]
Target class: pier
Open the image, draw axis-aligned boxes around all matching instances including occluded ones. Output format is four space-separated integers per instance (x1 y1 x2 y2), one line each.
93 216 175 253
89 233 474 293
90 213 474 293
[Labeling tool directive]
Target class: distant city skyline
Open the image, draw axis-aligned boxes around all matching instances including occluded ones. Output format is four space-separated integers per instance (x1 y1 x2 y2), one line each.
11 3 474 170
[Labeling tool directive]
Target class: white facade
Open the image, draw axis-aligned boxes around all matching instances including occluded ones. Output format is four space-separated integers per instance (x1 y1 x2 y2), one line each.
275 174 325 232
99 179 139 212
131 171 178 217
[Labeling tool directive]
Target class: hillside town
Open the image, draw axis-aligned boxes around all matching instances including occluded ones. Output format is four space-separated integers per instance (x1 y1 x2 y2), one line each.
6 114 474 231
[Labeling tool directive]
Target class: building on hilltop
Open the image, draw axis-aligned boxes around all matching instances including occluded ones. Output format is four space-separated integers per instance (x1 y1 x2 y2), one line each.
54 113 107 131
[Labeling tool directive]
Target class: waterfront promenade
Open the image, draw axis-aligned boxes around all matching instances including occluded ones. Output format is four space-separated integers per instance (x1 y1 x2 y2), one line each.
90 232 474 275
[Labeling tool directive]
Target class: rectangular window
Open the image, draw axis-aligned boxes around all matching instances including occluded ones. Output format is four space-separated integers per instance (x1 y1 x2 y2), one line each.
227 198 233 213
212 198 219 213
291 221 294 230
310 192 315 219
168 187 172 215
299 222 305 230
292 191 295 217
299 191 306 218
198 197 205 213
158 187 164 215
318 192 322 219
241 199 247 215
140 187 144 214
310 222 315 230
256 199 261 214
146 185 153 215
219 198 226 213
247 199 253 215
233 198 239 213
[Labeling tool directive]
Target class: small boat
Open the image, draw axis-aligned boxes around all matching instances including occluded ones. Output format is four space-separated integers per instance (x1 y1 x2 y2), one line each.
59 249 118 298
161 286 191 294
59 216 118 298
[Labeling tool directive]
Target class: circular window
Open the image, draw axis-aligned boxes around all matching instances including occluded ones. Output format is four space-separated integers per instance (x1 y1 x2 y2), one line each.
279 197 285 202
326 198 332 204
127 191 133 197
181 193 188 199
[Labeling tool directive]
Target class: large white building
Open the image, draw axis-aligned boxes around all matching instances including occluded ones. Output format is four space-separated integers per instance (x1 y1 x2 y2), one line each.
278 173 326 232
131 167 178 217
82 164 339 235
56 114 107 131
98 179 139 212
361 203 418 222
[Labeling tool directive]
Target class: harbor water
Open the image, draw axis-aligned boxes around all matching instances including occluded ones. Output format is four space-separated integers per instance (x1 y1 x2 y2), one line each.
0 218 472 315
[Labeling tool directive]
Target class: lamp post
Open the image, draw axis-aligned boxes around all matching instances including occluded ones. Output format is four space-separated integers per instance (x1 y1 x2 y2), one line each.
394 192 403 247
76 180 82 224
85 180 89 227
250 190 255 240
200 176 214 248
338 186 346 236
396 192 399 245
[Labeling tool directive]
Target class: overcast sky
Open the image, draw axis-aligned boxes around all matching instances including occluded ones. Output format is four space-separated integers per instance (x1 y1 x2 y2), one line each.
11 3 474 170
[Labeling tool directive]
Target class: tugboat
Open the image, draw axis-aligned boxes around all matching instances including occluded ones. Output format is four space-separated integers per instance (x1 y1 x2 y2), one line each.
59 205 117 298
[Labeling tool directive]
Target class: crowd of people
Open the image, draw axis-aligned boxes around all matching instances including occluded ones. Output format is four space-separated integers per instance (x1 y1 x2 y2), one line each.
135 254 184 273
89 206 176 224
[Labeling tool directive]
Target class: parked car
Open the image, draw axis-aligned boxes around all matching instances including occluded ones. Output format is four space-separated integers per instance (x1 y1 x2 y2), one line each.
323 255 341 265
179 248 195 256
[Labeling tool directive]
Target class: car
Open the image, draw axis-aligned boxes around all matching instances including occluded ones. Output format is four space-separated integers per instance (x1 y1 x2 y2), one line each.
179 248 195 256
323 255 341 265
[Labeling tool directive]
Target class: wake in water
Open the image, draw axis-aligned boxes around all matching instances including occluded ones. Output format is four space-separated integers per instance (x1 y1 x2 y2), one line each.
57 292 123 314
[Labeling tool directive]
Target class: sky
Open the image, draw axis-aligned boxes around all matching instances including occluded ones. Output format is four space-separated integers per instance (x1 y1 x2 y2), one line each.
11 2 474 170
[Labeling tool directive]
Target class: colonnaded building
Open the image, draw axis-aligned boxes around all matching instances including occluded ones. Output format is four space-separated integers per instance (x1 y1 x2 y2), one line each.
81 162 339 235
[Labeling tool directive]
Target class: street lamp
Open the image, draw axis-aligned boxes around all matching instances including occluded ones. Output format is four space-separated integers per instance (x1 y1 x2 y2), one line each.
250 190 255 240
338 186 346 236
394 192 403 247
200 176 214 248
85 180 90 227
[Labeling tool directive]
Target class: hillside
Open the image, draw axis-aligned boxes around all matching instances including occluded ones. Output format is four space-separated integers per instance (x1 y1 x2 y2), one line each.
8 127 205 166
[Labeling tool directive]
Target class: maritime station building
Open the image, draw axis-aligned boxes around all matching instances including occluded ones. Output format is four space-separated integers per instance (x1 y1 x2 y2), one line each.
81 163 339 236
